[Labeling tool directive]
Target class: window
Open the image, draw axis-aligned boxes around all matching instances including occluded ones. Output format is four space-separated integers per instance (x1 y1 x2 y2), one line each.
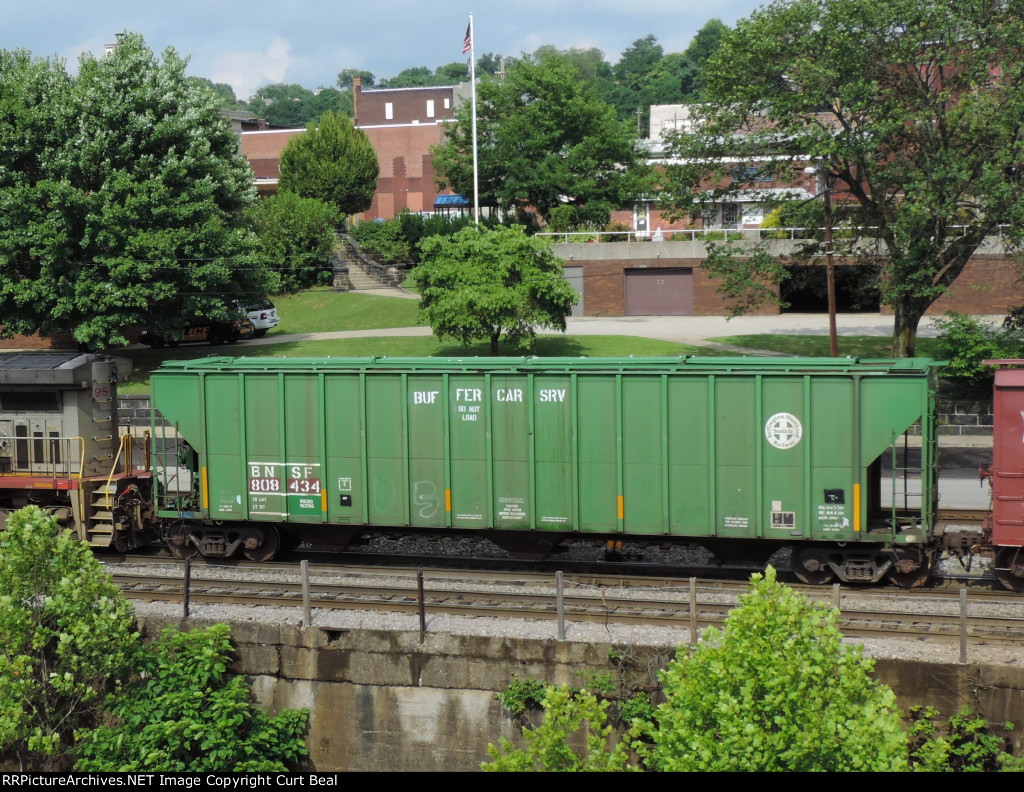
444 97 450 109
721 203 739 227
426 100 435 118
732 164 773 183
385 102 393 120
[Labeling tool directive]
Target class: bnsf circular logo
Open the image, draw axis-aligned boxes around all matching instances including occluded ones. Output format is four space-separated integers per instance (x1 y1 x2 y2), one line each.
765 413 802 449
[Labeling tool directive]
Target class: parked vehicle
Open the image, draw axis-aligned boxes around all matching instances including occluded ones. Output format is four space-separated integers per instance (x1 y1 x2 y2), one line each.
139 317 255 349
245 301 280 337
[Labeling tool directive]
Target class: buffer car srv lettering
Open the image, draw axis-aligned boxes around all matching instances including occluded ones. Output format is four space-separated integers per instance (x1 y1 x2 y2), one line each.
6 352 1023 592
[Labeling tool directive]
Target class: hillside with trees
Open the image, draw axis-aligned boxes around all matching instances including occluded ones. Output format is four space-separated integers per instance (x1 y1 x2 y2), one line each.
245 23 728 132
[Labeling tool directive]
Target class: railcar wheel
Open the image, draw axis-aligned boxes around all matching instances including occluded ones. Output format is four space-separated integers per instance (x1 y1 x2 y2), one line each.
887 547 931 589
791 545 835 585
167 523 198 560
242 525 280 562
995 547 1024 593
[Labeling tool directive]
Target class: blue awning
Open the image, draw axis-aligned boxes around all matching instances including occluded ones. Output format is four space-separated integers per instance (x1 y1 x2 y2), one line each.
434 194 471 208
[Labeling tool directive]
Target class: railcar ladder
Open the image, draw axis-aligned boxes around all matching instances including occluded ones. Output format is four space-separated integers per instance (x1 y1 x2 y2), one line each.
85 480 117 547
889 428 926 526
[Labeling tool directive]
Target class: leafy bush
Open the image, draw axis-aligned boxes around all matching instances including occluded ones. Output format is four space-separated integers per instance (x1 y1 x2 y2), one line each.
484 686 632 772
496 674 549 717
644 566 906 771
75 624 309 772
250 191 340 293
545 203 612 234
349 219 412 264
907 706 1021 772
0 507 139 770
933 312 1023 389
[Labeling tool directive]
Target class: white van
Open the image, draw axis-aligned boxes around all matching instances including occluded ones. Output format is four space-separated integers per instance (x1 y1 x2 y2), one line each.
246 301 280 337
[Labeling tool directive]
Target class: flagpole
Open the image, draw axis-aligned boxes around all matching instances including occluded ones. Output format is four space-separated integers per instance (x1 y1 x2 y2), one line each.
468 12 479 227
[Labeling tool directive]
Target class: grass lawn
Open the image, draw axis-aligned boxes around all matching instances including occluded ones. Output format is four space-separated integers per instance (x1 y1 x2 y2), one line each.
707 334 944 359
112 290 948 393
263 288 424 337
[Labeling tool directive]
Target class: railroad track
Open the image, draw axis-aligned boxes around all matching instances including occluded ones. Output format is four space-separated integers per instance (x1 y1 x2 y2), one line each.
104 557 1024 649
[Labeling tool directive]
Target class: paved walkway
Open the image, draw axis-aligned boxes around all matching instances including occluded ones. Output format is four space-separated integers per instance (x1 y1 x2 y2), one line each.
249 286 1002 351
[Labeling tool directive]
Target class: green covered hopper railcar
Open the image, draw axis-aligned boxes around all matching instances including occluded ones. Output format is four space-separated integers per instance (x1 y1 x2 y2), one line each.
151 355 943 585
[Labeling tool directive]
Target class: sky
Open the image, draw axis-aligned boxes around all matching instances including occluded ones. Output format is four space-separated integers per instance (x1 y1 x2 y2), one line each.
3 0 767 101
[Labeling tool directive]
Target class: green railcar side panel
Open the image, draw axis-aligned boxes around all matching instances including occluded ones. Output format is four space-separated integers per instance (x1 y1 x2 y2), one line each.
150 356 941 545
533 374 576 530
408 374 446 528
806 378 857 541
152 373 205 455
449 376 487 528
281 374 324 521
714 378 757 537
577 376 618 532
667 378 711 536
489 374 531 529
365 374 404 525
760 377 806 541
244 373 284 520
205 375 245 520
622 377 664 534
860 378 927 460
324 375 362 526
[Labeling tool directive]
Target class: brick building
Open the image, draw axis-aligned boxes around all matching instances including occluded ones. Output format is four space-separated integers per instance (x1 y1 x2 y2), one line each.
351 77 469 219
237 79 468 218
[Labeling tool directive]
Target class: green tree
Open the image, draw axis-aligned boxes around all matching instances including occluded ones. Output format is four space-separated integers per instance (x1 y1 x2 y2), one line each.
414 226 578 355
382 66 433 88
644 567 906 771
661 0 1024 357
476 53 503 76
676 18 728 98
432 52 649 223
190 77 238 109
0 507 139 770
75 624 308 772
278 109 379 218
336 68 375 90
249 191 341 293
0 33 268 349
433 62 470 85
245 83 318 126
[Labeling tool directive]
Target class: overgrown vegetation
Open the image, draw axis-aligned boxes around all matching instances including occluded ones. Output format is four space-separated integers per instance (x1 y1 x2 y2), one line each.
933 312 1024 393
75 625 309 772
908 706 1021 772
0 506 309 771
0 507 138 770
485 567 1022 772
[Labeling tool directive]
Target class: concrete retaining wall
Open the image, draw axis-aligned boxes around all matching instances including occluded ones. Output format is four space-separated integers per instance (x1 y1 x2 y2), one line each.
135 615 1024 772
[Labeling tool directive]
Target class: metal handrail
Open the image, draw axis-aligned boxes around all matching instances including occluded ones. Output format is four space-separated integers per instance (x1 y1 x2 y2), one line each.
536 223 1010 245
0 435 86 481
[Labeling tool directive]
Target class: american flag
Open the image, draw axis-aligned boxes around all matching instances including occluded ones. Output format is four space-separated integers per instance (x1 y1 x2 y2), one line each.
462 24 472 54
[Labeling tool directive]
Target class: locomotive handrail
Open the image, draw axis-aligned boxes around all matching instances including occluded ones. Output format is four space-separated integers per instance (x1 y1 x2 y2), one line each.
101 434 133 499
2 435 86 481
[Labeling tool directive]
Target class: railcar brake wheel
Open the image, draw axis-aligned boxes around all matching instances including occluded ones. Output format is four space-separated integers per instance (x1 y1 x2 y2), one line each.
887 547 930 589
995 547 1024 593
791 544 835 585
242 525 280 562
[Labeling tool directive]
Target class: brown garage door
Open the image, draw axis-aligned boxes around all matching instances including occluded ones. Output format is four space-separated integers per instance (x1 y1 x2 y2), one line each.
625 268 693 315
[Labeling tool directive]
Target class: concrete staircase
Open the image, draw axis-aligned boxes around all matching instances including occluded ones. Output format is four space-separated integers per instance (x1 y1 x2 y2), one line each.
333 233 388 291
